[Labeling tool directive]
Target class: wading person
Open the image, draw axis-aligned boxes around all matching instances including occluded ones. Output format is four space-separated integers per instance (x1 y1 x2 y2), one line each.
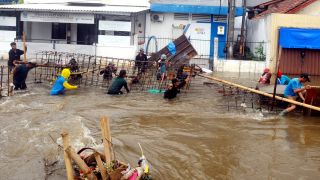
276 71 291 85
107 70 130 95
12 61 36 90
100 63 117 85
68 58 82 83
164 78 186 99
157 54 167 81
50 68 78 95
258 68 271 84
8 42 26 72
279 73 311 116
134 48 148 74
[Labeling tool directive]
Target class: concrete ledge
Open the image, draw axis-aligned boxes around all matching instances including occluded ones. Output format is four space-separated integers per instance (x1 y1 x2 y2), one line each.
214 59 266 73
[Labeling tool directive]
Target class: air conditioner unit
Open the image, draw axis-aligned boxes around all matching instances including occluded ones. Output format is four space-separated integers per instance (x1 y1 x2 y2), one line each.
151 14 164 22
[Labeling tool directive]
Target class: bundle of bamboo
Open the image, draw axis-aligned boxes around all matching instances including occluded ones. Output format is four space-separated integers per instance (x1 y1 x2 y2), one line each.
61 117 152 180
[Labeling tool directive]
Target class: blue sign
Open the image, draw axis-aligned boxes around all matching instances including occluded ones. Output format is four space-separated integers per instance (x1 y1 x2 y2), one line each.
0 0 17 4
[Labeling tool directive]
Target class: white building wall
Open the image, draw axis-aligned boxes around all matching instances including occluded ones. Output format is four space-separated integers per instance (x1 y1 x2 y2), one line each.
146 13 174 38
214 59 266 73
30 22 52 42
0 16 16 60
145 12 211 57
246 16 271 67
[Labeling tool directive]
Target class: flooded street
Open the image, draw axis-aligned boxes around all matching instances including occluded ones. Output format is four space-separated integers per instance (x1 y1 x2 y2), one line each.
1 73 320 180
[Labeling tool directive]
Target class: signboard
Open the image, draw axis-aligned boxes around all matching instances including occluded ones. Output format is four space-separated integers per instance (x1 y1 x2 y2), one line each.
98 35 131 46
0 16 16 26
217 26 225 35
99 20 131 32
21 12 94 24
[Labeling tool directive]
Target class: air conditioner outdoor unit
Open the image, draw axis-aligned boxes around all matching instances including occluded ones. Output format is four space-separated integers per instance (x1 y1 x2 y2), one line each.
151 14 164 22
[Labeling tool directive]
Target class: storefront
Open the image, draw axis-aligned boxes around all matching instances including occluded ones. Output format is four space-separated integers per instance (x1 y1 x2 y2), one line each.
0 2 149 59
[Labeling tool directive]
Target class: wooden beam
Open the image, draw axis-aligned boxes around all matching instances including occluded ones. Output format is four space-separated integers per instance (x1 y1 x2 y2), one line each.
94 152 107 180
22 32 27 63
61 133 74 180
100 117 112 164
65 146 97 180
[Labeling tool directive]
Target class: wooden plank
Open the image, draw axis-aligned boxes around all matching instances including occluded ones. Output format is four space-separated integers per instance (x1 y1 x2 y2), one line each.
65 146 97 180
94 152 107 180
23 32 27 63
61 133 74 180
100 117 112 164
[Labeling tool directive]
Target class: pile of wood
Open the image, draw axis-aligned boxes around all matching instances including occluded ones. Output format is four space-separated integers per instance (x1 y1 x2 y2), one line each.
61 117 151 180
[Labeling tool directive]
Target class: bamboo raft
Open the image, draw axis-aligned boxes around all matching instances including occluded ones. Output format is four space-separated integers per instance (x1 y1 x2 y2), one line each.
61 117 151 180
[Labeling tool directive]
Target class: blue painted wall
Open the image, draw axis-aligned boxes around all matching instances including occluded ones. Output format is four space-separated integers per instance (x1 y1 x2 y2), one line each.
211 22 227 59
151 3 244 16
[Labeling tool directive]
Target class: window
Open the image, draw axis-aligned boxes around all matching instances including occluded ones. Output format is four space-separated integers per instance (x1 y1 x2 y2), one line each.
52 23 66 40
174 13 189 21
192 14 211 22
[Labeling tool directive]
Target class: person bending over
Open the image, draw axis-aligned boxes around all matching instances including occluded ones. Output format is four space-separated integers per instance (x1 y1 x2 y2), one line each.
50 68 78 95
279 73 311 116
12 61 36 90
107 70 130 95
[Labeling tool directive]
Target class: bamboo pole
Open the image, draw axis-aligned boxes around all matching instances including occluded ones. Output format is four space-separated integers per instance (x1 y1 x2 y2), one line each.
100 117 112 164
22 32 27 63
65 146 98 180
271 46 282 111
61 133 74 180
198 74 320 112
94 152 107 180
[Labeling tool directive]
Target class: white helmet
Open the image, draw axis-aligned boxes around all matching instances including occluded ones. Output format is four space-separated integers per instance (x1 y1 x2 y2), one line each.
160 54 167 60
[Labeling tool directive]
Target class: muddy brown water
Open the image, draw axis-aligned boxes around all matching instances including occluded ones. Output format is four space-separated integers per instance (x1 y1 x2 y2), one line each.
1 72 320 180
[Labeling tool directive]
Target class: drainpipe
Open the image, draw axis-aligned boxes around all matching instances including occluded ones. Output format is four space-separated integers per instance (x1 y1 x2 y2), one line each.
227 0 235 59
209 14 214 70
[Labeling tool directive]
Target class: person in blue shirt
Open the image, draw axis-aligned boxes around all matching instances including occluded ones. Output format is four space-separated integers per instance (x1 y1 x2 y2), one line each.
280 73 311 116
157 54 168 81
276 71 291 85
50 68 78 95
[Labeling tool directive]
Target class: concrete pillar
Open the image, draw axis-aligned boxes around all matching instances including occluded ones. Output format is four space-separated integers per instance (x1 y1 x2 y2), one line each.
70 23 77 44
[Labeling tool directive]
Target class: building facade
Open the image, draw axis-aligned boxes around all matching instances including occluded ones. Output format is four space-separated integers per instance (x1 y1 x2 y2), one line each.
247 0 320 75
0 0 149 59
143 0 245 69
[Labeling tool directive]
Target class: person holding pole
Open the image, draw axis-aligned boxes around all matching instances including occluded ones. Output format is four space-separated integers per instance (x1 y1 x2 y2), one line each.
280 73 311 116
8 42 26 72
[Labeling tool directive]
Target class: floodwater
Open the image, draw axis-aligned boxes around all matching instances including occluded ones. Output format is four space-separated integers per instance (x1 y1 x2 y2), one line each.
1 72 320 180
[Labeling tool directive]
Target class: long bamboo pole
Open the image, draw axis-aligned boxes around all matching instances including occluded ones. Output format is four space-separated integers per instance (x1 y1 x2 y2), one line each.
100 117 112 164
65 146 97 180
94 152 107 180
198 74 320 112
61 133 74 180
22 32 27 63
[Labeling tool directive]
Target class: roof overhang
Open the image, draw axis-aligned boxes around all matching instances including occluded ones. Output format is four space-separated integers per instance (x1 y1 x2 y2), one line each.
150 3 244 16
0 3 150 15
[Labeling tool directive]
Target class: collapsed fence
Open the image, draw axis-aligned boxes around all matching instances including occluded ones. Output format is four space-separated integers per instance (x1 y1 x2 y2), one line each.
200 74 320 116
0 51 198 97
